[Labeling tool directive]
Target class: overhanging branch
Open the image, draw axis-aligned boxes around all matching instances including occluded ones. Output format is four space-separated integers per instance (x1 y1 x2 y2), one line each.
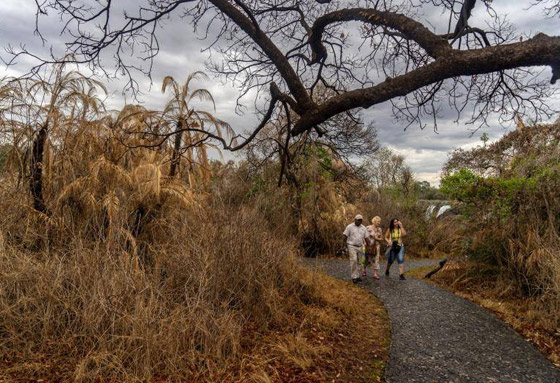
294 33 560 135
309 8 452 63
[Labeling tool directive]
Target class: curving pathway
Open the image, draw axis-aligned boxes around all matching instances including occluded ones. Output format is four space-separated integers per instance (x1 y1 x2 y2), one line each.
302 257 560 383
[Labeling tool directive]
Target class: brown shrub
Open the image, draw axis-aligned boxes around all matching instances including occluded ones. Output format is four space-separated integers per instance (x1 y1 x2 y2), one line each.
0 70 391 382
0 203 311 382
0 122 314 381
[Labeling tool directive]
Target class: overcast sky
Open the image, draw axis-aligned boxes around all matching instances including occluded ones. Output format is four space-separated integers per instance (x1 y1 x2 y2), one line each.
1 1 559 185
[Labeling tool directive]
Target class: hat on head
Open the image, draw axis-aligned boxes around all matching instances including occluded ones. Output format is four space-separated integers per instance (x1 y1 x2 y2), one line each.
355 214 363 220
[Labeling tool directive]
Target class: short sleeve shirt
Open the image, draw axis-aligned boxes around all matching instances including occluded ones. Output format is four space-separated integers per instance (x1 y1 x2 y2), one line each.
367 225 382 242
343 223 367 247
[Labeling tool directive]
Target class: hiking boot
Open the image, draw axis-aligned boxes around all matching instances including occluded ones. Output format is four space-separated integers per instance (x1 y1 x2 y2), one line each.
362 269 367 277
352 278 362 284
399 274 406 280
385 269 389 276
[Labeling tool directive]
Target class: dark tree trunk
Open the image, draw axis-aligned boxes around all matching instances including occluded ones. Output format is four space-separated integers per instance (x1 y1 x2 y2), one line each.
286 172 303 230
277 129 292 187
169 121 183 178
30 124 49 214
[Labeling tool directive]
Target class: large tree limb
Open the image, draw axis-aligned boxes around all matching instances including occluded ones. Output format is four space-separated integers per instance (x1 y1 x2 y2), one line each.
23 1 560 150
294 33 560 135
309 8 452 63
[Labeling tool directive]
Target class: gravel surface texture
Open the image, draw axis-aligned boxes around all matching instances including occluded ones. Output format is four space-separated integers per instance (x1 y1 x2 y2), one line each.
302 257 560 383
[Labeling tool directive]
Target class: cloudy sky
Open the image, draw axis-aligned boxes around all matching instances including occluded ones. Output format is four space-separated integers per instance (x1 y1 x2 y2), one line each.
1 1 559 185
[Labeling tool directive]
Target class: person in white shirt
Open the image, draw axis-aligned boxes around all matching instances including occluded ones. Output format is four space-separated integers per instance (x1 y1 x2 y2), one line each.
342 214 368 283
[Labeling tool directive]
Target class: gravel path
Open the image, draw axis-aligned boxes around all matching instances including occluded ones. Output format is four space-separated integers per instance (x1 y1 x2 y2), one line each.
302 257 560 383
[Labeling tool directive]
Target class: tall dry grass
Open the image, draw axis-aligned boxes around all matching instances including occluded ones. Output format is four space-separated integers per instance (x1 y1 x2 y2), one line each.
0 153 316 381
0 71 321 382
0 203 310 382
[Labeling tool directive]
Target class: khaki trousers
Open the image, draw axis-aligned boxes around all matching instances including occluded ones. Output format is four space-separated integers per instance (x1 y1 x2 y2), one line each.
348 244 363 279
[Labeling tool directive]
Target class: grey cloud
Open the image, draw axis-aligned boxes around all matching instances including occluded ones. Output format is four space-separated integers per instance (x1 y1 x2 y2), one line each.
362 99 514 185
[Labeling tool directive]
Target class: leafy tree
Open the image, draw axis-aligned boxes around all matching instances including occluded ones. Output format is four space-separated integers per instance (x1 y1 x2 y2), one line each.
363 147 414 193
439 121 559 301
415 180 445 200
440 168 480 202
480 132 489 147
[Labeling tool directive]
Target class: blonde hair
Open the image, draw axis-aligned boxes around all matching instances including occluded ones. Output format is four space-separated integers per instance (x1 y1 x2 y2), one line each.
372 216 381 224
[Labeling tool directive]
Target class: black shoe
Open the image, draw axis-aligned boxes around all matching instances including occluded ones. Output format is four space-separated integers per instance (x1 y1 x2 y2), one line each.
352 278 363 284
385 269 389 276
399 274 406 280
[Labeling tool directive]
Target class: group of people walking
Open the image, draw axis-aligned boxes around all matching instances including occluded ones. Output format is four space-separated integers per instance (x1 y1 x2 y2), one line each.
343 214 407 283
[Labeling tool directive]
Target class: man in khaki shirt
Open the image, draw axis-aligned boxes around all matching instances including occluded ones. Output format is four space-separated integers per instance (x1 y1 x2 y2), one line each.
343 214 368 283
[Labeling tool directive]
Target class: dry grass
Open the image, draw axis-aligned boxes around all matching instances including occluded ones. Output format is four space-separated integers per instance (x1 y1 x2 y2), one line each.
0 205 312 382
0 109 311 381
0 240 390 382
243 272 391 383
0 69 392 382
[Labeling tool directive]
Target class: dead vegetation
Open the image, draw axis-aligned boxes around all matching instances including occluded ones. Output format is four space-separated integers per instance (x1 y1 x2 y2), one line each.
0 68 390 382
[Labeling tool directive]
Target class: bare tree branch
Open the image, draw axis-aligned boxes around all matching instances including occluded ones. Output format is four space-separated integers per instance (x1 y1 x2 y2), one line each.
11 0 560 152
309 7 452 62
